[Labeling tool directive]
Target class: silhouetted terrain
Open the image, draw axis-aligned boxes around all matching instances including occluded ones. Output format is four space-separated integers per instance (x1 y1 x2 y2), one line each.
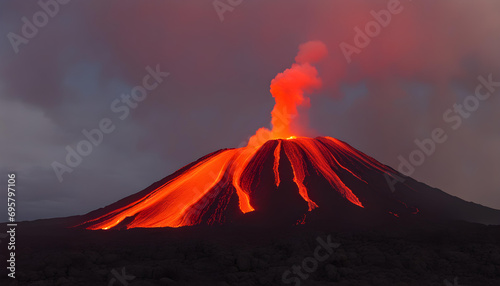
3 138 499 285
1 217 500 285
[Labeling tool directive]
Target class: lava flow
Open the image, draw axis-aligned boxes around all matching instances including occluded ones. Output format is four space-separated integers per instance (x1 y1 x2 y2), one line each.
76 41 416 230
75 40 500 230
77 136 415 230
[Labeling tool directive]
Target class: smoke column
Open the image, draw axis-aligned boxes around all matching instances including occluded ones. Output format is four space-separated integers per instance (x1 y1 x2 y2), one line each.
248 41 328 147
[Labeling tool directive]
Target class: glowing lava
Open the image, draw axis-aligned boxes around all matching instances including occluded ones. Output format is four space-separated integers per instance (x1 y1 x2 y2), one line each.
80 147 258 230
273 140 282 187
76 41 412 231
77 137 411 230
74 39 500 230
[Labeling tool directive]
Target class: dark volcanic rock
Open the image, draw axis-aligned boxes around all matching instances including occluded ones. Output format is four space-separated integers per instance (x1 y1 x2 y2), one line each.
1 220 499 285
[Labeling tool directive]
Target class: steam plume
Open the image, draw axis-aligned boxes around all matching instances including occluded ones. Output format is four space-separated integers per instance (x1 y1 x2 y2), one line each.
248 41 328 147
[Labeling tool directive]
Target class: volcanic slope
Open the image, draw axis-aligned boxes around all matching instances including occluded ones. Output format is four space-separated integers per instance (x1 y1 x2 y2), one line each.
77 137 500 230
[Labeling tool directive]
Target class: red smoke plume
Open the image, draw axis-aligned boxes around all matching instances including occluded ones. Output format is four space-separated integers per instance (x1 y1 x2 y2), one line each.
248 41 328 147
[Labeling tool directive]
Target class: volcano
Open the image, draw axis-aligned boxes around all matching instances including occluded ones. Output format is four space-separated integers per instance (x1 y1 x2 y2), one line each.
77 136 500 230
76 41 500 231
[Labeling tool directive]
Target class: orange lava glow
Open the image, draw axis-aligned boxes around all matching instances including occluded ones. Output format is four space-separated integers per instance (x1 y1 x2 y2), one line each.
82 147 258 230
79 136 402 230
289 138 364 208
296 214 307 225
283 141 319 211
77 41 410 231
273 141 282 187
230 148 258 214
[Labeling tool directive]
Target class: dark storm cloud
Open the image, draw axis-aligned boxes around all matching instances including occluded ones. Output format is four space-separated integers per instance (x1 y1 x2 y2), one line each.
1 0 499 220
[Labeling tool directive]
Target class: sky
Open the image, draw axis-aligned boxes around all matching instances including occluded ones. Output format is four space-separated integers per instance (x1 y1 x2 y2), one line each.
1 0 500 221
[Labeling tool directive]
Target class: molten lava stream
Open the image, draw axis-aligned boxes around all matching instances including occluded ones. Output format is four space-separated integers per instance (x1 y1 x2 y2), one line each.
83 144 265 230
320 137 416 191
287 138 364 208
281 140 319 211
308 138 368 184
322 137 393 174
85 150 240 230
273 141 282 187
230 147 258 214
